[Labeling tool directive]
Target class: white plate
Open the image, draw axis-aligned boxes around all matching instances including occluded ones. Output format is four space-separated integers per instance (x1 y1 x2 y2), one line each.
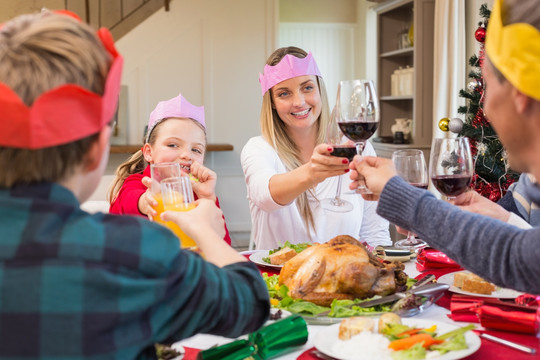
314 318 481 360
438 271 523 299
249 250 284 269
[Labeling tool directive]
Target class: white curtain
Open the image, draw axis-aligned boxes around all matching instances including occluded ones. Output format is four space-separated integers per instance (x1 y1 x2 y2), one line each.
432 0 466 139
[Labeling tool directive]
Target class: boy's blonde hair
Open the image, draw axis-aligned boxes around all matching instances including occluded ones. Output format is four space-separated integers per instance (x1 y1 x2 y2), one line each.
260 46 331 237
0 11 111 187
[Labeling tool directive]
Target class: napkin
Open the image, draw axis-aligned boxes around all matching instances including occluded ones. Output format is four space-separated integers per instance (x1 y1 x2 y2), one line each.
196 315 308 359
416 248 463 272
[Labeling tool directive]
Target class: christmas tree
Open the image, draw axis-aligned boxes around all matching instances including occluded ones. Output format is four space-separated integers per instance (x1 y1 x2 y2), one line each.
454 3 519 201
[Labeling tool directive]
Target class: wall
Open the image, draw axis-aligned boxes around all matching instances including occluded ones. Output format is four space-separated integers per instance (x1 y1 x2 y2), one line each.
110 0 278 245
280 0 357 23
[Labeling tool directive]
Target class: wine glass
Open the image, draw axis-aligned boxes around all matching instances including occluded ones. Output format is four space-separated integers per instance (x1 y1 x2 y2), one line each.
392 149 429 249
320 107 354 212
429 137 473 200
336 79 380 194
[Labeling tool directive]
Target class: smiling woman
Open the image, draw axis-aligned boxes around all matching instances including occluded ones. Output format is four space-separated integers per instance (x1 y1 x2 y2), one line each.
240 46 391 250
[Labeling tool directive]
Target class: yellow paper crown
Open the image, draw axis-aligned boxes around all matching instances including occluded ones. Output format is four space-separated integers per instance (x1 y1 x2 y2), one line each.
486 0 540 101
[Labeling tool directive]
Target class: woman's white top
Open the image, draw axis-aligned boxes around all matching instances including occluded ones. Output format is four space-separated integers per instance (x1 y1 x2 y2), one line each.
240 136 391 250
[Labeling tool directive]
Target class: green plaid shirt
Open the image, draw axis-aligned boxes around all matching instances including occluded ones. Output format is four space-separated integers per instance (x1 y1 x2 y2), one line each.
0 183 269 359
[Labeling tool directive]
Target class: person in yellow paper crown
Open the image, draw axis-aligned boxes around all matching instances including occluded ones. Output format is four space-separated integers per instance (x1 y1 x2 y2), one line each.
347 0 540 294
0 9 268 358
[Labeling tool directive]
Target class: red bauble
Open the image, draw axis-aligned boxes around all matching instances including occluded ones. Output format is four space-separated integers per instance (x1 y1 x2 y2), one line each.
475 27 486 43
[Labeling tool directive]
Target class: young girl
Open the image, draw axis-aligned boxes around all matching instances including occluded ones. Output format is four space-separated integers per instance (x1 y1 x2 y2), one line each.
109 93 231 244
241 47 391 249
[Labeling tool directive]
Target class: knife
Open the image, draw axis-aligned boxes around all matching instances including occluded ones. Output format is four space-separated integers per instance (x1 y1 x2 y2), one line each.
357 282 449 308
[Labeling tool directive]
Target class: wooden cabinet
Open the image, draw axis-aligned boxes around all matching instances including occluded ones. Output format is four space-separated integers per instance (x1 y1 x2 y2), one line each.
372 0 435 159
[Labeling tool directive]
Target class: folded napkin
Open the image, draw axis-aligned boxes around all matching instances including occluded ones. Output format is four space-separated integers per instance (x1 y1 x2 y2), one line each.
416 248 463 273
196 315 308 360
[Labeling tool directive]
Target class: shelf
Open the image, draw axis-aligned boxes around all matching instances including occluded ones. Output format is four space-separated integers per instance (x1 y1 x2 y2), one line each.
110 143 234 154
380 47 414 58
381 95 413 101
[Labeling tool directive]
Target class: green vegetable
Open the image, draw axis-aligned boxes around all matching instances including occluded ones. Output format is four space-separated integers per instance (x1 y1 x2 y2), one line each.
391 342 426 360
431 333 468 354
287 300 329 315
381 323 414 339
435 324 476 340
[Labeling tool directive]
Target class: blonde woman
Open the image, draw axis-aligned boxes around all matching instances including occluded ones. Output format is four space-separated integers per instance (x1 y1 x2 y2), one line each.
241 47 390 250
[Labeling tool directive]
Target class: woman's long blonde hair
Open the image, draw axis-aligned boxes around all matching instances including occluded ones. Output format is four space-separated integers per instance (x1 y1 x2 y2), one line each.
260 46 331 237
108 118 206 203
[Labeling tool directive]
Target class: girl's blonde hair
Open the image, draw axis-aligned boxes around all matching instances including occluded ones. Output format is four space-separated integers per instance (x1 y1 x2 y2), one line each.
260 46 331 237
108 118 206 203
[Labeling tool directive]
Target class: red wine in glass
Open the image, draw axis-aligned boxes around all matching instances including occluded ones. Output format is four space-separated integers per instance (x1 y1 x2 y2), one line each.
429 137 474 200
330 144 357 162
336 79 380 194
337 121 379 143
431 175 471 197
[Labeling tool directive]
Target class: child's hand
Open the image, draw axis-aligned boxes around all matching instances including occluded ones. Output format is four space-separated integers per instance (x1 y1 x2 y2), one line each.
189 161 217 201
138 176 158 220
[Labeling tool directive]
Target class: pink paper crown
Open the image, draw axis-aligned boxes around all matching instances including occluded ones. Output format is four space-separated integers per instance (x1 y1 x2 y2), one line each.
258 52 322 96
0 11 123 149
146 94 205 143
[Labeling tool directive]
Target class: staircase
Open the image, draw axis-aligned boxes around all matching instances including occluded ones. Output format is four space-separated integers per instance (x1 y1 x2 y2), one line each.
67 0 170 40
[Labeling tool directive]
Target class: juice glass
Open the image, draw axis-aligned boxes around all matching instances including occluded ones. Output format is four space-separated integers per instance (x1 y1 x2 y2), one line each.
159 176 197 249
150 163 196 249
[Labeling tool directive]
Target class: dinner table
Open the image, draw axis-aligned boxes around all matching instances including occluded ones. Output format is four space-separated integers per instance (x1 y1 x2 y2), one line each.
173 249 540 360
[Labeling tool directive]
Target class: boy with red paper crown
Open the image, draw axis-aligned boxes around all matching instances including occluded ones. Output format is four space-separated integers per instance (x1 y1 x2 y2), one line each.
109 93 232 244
0 10 268 357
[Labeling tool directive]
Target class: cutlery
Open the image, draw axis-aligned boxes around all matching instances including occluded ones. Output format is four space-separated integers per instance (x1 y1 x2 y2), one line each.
357 282 449 308
480 333 537 354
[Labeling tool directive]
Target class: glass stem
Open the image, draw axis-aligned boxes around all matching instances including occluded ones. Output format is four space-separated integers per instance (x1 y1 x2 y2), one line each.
355 142 365 156
335 176 343 200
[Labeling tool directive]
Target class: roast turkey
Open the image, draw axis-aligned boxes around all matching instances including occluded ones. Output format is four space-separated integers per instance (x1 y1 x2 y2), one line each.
278 235 408 306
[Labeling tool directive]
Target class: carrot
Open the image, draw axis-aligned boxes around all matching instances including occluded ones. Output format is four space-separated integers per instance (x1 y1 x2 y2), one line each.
389 333 444 351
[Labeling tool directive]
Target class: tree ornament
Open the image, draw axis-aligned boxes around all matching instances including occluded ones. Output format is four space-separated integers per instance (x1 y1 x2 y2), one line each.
475 26 486 43
438 117 450 132
448 117 464 133
467 80 479 91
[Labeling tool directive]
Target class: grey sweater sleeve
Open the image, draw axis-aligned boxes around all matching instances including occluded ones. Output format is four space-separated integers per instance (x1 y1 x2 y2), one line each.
376 176 540 294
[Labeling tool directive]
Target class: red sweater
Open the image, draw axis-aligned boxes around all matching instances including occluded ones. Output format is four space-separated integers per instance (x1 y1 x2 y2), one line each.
110 166 232 245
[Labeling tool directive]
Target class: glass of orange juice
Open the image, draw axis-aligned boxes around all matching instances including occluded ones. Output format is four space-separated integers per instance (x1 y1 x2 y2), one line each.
150 163 197 250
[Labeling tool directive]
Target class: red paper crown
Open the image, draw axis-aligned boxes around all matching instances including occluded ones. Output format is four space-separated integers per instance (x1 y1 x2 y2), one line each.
0 11 124 149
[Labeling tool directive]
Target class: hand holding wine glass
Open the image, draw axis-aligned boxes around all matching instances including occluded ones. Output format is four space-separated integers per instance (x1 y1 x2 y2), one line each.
320 107 354 212
429 137 473 200
336 79 379 194
392 149 429 249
